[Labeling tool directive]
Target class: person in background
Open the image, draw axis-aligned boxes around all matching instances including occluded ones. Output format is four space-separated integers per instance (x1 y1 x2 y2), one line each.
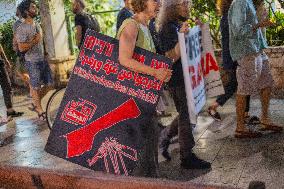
17 0 53 120
0 44 24 119
13 6 32 100
207 0 259 125
117 0 172 177
72 0 100 48
228 0 282 138
156 0 211 169
116 0 133 32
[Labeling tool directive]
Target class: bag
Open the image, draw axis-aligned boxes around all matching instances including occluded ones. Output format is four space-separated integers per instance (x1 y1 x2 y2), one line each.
86 14 100 33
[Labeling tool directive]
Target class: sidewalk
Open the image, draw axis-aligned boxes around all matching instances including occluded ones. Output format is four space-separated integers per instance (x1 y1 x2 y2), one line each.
0 89 284 189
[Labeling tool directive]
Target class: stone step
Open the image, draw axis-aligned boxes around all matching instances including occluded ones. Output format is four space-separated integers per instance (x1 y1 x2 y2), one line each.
0 165 236 189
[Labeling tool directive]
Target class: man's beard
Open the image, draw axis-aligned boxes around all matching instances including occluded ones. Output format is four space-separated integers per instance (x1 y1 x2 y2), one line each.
28 11 37 18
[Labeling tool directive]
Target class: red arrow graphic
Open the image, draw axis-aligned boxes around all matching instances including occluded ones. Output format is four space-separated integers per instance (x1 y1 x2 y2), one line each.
64 98 141 158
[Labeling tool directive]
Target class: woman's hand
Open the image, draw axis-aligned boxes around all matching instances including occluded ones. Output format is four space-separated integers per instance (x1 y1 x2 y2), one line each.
153 68 172 82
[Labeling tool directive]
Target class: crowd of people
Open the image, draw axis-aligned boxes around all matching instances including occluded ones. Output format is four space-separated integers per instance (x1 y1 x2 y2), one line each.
0 0 282 178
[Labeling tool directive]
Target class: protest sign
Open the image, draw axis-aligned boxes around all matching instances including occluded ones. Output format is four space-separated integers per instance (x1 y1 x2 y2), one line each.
178 24 224 120
45 29 171 176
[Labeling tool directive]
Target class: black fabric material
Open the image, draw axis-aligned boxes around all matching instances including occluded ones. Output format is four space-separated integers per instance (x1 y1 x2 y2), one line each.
75 12 100 47
158 21 184 87
116 7 133 32
0 64 12 109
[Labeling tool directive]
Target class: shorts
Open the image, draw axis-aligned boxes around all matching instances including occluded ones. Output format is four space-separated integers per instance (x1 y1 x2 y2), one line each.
25 60 53 89
15 57 27 73
236 52 274 96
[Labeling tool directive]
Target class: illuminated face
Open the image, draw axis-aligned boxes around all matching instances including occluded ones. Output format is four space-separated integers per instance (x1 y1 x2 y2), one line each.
27 3 38 18
72 0 80 14
144 0 160 19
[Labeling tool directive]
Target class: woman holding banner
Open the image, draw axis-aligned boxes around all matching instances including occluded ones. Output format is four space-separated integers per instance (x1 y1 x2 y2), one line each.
156 0 211 169
117 0 172 177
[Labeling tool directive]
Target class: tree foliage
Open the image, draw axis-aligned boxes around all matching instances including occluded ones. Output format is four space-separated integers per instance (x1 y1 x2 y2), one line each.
190 0 284 47
63 0 120 37
0 19 17 63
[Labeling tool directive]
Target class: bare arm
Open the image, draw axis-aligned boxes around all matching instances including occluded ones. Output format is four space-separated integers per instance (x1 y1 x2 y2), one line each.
17 32 41 52
118 22 171 81
75 25 82 47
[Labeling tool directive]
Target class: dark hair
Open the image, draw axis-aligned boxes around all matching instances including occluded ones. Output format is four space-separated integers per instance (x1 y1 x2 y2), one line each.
253 0 264 8
75 0 86 9
216 0 233 16
131 0 148 13
18 0 36 19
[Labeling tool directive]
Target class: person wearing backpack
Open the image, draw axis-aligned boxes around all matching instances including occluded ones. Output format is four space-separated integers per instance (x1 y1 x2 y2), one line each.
72 0 100 48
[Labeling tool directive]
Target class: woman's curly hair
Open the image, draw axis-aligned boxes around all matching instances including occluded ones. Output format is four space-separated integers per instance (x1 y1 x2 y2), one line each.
131 0 148 13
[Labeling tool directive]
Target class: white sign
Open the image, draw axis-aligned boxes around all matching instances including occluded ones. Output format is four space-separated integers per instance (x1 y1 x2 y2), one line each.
178 26 206 124
201 24 224 97
178 24 224 123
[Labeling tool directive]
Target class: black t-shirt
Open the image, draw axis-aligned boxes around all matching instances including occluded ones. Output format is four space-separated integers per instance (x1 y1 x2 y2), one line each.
149 19 162 55
75 12 100 47
116 7 133 32
158 21 184 87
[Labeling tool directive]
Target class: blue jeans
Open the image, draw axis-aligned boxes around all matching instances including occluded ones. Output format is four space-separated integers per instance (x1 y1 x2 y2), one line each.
25 60 53 89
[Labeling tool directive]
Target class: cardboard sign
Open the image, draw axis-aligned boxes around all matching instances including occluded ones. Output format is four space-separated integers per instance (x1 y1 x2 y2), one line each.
201 23 224 97
178 25 224 121
179 26 206 120
45 30 171 176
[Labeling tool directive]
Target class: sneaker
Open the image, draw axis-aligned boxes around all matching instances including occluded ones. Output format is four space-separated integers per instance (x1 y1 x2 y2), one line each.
181 153 211 169
207 107 221 121
159 137 171 161
7 110 24 118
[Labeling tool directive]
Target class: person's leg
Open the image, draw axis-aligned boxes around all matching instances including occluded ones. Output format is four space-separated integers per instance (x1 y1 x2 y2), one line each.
132 117 159 177
159 116 178 161
245 95 250 114
209 69 238 121
0 65 24 117
215 69 238 107
234 54 262 138
0 65 13 110
39 60 53 100
172 86 210 169
257 58 282 131
25 61 45 116
236 94 247 132
159 87 179 161
173 86 195 160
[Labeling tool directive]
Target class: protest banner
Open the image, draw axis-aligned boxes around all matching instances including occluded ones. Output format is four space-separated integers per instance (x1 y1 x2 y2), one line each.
45 29 171 176
178 24 224 121
201 23 224 97
178 26 206 122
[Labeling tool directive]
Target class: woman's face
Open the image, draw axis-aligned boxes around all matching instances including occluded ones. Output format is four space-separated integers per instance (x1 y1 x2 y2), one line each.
177 1 190 19
144 0 160 19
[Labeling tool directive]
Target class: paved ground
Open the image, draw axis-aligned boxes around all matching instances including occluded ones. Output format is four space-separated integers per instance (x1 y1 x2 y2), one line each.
0 88 284 189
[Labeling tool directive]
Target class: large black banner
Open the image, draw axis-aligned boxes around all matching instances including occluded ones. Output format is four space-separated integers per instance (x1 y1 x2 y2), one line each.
45 30 171 176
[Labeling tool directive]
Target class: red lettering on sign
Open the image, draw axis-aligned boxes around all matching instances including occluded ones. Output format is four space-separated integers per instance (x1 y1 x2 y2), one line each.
84 35 97 50
150 59 169 69
133 53 145 64
201 53 219 76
